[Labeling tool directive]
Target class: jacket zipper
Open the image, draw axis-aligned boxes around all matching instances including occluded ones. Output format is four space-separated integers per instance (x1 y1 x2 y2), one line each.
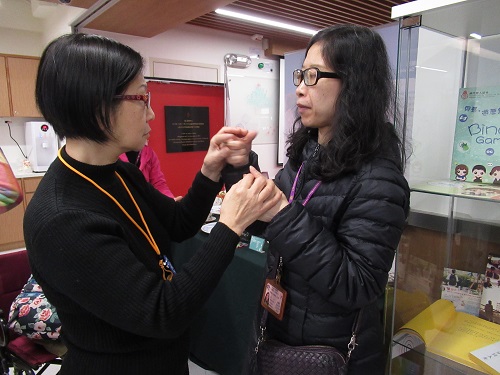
296 144 321 196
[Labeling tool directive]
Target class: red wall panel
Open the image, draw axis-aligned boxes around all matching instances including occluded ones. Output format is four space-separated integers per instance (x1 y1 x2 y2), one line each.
147 80 224 196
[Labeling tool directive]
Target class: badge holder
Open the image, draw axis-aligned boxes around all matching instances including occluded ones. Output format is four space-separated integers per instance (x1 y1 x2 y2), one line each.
261 256 287 320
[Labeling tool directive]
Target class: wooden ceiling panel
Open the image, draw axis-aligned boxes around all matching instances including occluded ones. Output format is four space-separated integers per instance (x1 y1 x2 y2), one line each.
55 0 414 51
187 0 414 48
191 15 309 46
77 0 237 37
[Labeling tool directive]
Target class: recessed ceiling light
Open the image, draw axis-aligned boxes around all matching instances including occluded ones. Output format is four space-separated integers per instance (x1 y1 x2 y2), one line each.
469 33 482 39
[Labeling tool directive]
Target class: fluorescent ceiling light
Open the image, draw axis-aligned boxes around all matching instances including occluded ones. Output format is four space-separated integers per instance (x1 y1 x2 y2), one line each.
470 33 482 39
215 8 318 36
415 65 447 73
392 0 466 19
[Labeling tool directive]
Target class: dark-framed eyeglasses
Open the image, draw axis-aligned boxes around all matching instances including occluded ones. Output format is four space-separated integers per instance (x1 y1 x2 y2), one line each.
293 68 341 87
114 92 151 108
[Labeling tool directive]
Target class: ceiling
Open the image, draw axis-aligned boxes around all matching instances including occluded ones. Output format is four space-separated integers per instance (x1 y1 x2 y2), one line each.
43 0 414 53
187 0 414 48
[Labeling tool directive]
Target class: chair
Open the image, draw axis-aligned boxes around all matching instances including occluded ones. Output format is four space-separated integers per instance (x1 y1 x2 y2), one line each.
0 249 62 375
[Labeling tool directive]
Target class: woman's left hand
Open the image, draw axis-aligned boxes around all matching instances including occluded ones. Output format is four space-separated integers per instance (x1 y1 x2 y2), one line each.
219 167 283 235
247 167 288 222
201 127 257 182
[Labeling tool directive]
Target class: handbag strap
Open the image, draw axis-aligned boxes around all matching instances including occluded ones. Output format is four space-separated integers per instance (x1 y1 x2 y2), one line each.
256 255 364 363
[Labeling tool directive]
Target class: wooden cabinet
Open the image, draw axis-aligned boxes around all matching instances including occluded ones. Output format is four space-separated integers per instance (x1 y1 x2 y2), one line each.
0 185 25 251
0 57 10 116
0 55 41 118
0 176 42 252
23 177 41 208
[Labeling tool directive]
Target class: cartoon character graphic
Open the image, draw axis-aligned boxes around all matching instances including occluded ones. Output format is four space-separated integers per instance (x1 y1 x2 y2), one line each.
472 164 486 183
455 164 468 181
490 166 500 185
459 141 470 152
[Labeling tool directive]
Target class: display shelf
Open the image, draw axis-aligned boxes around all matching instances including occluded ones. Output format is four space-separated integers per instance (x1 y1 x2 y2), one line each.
389 0 500 374
390 190 500 375
411 180 500 203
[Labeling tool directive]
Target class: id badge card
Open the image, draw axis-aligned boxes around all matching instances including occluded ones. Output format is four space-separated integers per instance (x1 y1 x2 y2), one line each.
261 278 287 320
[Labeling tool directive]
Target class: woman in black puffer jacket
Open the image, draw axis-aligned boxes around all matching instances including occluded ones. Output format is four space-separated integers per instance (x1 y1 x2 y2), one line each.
240 24 410 375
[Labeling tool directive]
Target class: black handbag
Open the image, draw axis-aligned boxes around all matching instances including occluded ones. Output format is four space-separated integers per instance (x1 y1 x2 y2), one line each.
254 256 362 375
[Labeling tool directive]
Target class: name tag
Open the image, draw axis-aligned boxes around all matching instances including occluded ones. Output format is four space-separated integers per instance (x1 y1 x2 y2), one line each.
261 278 287 320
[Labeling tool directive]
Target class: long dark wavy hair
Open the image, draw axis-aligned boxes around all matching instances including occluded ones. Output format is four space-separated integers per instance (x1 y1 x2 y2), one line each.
287 24 406 181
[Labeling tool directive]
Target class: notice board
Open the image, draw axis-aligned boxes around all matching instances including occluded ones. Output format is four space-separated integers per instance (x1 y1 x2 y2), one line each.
146 79 224 196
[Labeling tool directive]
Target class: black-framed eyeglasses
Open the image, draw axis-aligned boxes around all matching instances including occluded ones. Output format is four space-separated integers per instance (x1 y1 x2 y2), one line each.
114 92 151 108
293 68 341 87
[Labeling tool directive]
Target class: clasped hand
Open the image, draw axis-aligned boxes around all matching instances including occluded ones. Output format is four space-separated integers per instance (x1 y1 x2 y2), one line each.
219 167 287 236
201 127 257 182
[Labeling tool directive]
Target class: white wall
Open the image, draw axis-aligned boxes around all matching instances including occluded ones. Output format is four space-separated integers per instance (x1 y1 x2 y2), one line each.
40 5 84 46
0 23 45 173
0 17 284 177
84 24 270 83
0 118 44 174
83 25 283 178
0 28 43 56
0 0 86 173
406 28 465 186
404 27 465 218
465 34 500 88
0 0 83 56
404 28 500 223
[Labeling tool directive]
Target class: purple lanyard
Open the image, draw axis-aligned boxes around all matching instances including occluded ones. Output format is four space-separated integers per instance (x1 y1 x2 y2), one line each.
288 162 321 206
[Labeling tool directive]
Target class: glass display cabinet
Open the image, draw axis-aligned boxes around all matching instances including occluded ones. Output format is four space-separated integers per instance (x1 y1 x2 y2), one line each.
388 1 500 374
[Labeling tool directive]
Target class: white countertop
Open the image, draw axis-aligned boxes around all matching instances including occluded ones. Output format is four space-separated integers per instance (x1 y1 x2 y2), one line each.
14 171 45 179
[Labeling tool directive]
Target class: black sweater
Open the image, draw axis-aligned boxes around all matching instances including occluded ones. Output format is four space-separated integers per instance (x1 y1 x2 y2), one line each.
24 147 239 375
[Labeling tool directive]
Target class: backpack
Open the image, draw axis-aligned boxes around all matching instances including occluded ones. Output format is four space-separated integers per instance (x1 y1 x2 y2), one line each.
8 275 62 342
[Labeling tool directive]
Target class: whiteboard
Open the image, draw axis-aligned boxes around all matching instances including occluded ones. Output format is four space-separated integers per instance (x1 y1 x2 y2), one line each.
226 75 278 144
225 58 279 145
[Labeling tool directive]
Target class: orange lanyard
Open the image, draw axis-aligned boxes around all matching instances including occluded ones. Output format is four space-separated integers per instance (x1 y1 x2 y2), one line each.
57 149 173 281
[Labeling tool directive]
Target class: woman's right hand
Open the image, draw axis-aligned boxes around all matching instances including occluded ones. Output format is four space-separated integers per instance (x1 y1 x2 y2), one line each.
201 127 257 182
218 167 283 236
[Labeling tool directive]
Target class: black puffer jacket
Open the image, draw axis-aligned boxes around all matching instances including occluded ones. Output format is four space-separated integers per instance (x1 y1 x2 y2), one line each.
263 139 410 374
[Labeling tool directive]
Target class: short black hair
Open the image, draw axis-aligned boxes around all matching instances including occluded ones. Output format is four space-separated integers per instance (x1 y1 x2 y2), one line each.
36 33 144 143
473 165 486 172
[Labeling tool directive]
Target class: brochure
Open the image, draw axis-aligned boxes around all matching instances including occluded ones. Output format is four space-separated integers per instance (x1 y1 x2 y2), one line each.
469 341 500 375
450 86 500 185
392 299 500 372
441 268 483 316
479 254 500 324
